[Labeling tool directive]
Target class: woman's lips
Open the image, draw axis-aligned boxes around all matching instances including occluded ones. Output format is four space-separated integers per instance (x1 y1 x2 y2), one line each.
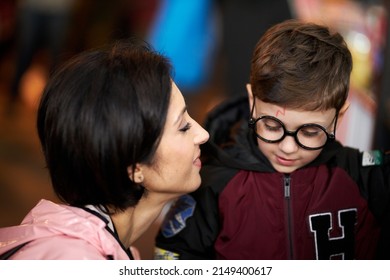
193 157 202 168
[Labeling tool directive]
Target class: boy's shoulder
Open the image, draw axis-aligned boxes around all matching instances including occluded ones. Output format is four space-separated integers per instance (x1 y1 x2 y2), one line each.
310 143 388 171
341 147 389 167
361 150 387 167
204 95 249 146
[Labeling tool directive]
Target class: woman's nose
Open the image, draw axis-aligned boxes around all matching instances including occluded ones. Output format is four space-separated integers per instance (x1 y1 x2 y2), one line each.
195 122 209 145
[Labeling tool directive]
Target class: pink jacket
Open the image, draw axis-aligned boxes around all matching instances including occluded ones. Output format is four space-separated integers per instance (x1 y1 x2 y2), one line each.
0 199 132 259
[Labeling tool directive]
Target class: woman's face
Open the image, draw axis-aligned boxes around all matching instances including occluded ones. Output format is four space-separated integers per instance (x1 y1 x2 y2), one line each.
140 82 209 197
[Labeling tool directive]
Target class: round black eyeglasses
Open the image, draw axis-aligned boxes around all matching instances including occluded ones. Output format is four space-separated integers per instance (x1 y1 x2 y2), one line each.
248 100 337 150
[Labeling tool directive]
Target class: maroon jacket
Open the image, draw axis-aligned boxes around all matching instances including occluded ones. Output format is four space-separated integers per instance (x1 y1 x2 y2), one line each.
214 166 379 259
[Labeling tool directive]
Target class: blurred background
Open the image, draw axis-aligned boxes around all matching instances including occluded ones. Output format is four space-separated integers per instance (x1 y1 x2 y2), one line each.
0 0 389 259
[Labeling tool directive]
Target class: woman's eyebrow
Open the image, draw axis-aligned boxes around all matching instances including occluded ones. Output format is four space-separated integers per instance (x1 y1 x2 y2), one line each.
174 106 187 125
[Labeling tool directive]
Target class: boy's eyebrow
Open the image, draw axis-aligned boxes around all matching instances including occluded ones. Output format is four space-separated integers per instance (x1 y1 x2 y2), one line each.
174 106 187 125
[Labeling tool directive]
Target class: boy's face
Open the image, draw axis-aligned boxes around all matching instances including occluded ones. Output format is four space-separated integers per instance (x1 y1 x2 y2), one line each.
252 98 337 173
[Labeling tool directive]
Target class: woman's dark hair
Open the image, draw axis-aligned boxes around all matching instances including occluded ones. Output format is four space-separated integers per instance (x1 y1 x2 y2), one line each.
37 38 172 211
250 19 353 112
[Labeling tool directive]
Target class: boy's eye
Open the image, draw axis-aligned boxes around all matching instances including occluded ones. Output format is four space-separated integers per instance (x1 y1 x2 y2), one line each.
263 119 282 132
179 122 192 132
299 127 322 138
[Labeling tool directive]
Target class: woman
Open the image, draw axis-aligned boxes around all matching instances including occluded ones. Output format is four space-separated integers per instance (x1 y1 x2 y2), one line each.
0 39 209 259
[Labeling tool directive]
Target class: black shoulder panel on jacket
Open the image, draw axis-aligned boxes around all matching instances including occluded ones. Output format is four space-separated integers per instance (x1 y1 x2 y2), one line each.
204 95 249 146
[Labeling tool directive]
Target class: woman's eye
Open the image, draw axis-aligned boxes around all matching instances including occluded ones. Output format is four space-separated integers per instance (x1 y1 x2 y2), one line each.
179 122 192 132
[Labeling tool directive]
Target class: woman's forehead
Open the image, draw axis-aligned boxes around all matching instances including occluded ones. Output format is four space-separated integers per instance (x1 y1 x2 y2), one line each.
167 82 186 124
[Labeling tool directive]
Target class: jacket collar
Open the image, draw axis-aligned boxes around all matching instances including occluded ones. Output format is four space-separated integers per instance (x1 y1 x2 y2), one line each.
81 205 134 260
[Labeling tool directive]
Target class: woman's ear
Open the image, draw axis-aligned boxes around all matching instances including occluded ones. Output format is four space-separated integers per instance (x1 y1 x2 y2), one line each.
246 84 255 115
127 164 144 184
336 101 350 129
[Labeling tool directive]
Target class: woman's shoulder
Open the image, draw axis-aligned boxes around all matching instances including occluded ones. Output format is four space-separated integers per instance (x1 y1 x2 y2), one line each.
4 200 129 259
11 235 107 260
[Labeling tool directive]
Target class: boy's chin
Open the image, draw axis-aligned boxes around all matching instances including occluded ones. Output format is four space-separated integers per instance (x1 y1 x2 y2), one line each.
272 163 300 174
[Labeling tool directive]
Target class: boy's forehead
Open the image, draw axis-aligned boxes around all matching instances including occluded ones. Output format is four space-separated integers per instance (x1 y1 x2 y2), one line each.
256 100 336 123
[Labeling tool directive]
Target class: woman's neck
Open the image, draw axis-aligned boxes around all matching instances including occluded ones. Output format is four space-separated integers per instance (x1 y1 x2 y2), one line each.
110 192 173 249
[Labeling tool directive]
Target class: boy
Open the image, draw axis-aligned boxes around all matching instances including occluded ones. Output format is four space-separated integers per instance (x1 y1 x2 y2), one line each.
154 19 390 259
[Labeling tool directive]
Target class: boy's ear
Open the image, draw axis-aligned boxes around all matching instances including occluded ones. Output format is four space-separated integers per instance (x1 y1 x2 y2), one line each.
127 164 144 184
336 101 350 128
246 83 255 115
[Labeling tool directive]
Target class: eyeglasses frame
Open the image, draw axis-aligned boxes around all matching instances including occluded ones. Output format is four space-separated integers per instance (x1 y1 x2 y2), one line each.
248 97 338 151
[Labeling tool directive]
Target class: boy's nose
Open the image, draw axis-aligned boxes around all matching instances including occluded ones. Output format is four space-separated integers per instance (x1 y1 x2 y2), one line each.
278 134 299 154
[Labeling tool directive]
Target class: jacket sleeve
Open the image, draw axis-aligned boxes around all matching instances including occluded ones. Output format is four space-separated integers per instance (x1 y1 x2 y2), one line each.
155 188 219 259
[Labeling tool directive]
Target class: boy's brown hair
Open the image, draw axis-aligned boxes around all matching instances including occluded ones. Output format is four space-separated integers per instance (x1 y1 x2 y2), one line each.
250 19 353 112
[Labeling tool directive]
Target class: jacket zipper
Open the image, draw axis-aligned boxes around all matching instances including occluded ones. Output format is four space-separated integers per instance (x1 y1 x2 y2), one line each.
284 175 293 259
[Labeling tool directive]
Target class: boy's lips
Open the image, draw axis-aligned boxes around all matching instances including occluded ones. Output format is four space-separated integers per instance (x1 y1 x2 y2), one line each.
276 155 296 166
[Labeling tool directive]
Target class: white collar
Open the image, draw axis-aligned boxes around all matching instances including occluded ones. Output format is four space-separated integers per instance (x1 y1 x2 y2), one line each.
84 205 115 232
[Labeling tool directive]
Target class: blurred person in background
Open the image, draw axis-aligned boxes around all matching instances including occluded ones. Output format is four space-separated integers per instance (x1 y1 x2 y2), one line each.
374 0 390 151
218 0 292 98
8 0 75 110
148 0 217 95
0 0 16 58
